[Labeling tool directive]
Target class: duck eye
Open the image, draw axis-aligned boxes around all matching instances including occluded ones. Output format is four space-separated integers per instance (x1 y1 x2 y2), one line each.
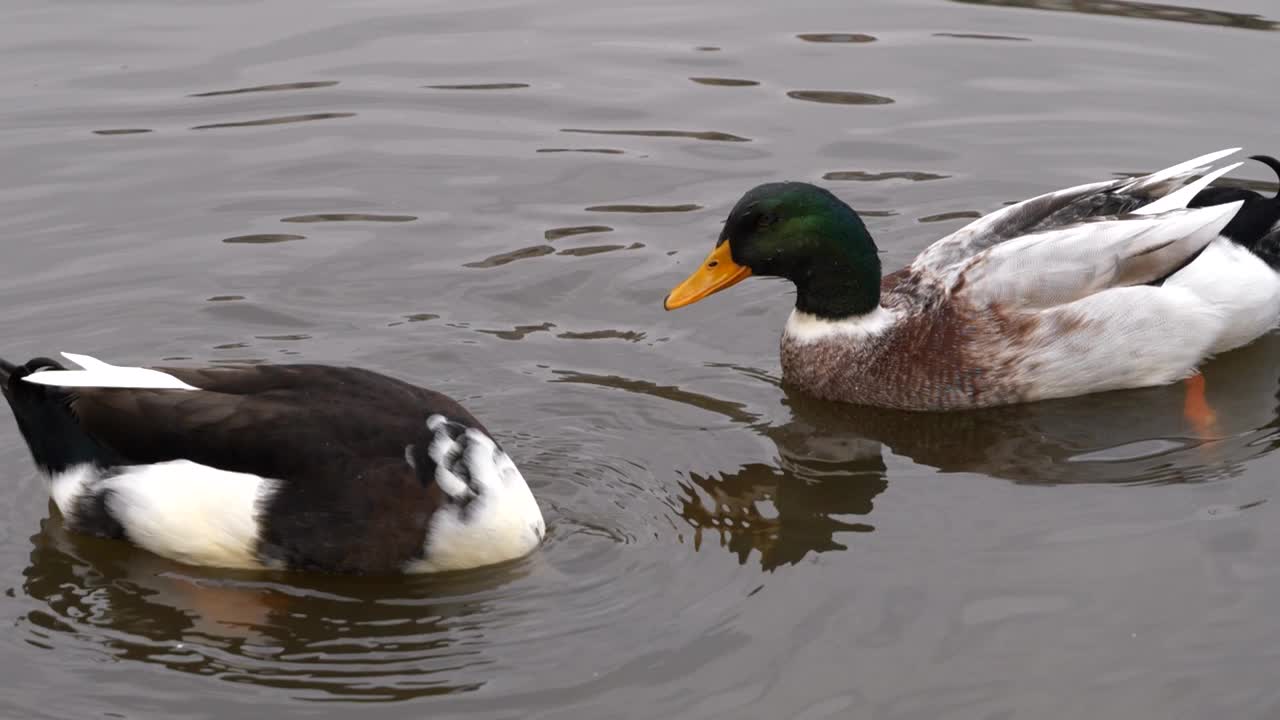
756 213 778 229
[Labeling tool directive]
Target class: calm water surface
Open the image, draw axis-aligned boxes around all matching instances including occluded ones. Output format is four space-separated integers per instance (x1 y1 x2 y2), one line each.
3 0 1280 717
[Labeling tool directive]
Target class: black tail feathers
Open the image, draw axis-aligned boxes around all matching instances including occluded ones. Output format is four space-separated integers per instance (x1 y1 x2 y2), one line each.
0 356 122 474
1247 155 1280 200
1 357 66 399
1186 154 1280 269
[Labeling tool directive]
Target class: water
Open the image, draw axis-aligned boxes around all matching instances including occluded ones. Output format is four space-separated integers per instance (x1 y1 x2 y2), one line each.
2 0 1279 717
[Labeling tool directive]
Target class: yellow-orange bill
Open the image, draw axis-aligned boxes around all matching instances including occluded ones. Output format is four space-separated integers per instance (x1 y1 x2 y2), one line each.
663 243 752 310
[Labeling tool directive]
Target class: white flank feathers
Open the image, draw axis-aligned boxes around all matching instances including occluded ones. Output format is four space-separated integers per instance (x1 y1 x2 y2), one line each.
51 461 276 570
24 353 198 390
1166 237 1280 355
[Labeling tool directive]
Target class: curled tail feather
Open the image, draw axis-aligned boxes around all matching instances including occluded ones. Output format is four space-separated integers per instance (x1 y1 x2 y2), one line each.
1247 155 1280 200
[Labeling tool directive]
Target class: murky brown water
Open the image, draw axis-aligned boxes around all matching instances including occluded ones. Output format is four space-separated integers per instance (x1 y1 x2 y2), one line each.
3 0 1280 717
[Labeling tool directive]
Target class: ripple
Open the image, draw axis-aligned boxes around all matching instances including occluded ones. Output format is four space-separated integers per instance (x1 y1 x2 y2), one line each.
549 370 757 424
189 81 339 98
556 244 627 257
556 329 647 342
690 77 760 87
823 170 950 182
222 234 306 244
948 0 1277 31
561 128 750 142
585 203 702 213
933 32 1030 41
463 245 554 268
386 313 440 327
206 295 244 302
1068 439 1188 463
424 82 529 90
280 213 416 223
192 112 355 131
919 210 981 222
544 225 613 241
786 90 895 106
536 148 625 155
558 242 643 257
477 322 556 341
92 128 152 135
796 33 877 43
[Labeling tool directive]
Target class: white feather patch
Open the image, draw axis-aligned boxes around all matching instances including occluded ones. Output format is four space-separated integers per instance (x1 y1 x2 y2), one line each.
784 307 898 345
1014 284 1221 402
405 426 544 573
24 353 199 390
51 461 276 570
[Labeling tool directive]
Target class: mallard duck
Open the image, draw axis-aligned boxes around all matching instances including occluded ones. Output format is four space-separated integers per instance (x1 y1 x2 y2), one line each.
665 148 1280 413
0 354 545 573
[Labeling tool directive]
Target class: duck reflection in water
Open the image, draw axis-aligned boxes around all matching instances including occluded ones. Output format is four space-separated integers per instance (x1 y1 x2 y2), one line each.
20 516 530 701
683 332 1280 568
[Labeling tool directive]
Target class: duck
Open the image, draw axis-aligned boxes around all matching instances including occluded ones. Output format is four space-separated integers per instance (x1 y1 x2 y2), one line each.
664 148 1280 415
0 354 545 574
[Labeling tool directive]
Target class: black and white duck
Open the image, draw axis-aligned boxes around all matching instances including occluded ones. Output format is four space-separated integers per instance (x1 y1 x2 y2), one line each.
0 354 545 574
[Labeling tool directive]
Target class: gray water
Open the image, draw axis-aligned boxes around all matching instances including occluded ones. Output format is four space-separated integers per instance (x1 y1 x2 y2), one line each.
2 1 1280 718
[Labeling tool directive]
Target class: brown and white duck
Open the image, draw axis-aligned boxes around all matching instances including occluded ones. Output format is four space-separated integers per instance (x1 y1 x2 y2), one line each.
665 148 1280 418
0 355 545 574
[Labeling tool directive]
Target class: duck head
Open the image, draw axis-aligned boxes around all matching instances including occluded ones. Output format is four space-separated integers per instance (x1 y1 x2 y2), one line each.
664 182 883 319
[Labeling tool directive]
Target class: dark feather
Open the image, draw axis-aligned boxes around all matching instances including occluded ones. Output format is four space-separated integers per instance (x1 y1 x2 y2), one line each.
1 360 499 573
1 357 125 473
1188 154 1280 269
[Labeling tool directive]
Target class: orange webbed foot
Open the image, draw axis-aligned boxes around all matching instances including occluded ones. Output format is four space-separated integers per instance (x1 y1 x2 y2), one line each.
1183 372 1220 441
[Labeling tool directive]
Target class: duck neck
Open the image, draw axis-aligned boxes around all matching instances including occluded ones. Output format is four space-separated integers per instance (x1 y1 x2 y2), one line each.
792 252 882 320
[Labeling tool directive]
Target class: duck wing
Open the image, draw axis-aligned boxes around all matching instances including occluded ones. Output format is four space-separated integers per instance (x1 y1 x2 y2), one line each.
912 147 1242 285
16 358 479 478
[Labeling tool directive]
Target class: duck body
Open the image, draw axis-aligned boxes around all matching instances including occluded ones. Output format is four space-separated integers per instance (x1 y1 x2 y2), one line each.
0 355 545 574
668 149 1280 411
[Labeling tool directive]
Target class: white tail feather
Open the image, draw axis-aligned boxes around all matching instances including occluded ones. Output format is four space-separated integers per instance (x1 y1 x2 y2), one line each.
1134 162 1243 216
1129 147 1240 192
22 353 199 391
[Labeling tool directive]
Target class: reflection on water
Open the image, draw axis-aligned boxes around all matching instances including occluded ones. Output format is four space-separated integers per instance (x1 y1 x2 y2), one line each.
680 400 886 570
673 334 1280 568
21 517 534 702
952 0 1277 30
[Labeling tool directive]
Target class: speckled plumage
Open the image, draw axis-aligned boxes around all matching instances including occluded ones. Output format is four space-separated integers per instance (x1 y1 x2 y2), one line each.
699 148 1280 411
781 269 1030 409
